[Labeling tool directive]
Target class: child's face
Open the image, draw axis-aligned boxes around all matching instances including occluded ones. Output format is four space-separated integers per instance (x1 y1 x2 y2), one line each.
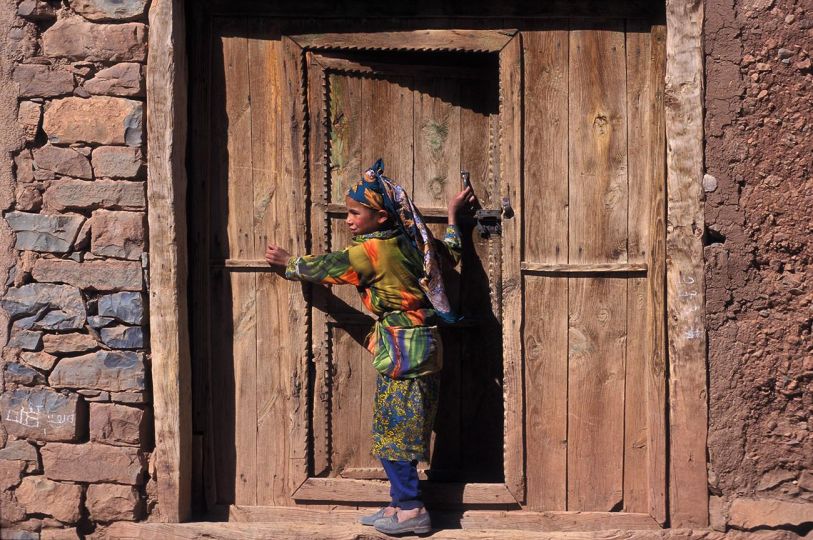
345 196 389 235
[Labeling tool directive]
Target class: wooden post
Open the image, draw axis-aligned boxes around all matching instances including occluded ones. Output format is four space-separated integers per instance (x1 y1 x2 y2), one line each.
147 0 192 522
664 0 708 528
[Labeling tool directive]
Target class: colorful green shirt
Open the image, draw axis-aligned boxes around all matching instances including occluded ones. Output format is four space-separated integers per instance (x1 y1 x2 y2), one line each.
284 226 462 377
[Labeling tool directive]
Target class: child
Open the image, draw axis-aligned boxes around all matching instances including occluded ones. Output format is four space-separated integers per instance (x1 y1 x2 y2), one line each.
264 159 475 535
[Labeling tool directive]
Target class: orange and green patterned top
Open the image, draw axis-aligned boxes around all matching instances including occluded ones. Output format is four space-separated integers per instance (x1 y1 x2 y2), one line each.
285 226 462 378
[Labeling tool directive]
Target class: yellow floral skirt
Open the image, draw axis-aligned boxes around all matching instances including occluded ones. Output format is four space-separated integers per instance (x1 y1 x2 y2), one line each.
371 373 441 461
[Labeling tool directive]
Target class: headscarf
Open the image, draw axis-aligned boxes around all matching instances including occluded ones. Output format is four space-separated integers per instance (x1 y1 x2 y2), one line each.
347 159 458 323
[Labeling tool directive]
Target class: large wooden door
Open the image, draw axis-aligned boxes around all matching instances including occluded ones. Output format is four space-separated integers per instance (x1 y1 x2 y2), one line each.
189 17 667 525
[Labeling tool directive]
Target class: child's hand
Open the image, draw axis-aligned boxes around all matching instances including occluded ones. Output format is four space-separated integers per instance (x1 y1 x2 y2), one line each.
448 186 477 225
265 244 291 268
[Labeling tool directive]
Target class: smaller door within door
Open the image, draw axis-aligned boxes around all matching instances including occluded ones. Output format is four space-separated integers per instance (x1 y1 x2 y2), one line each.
304 51 504 498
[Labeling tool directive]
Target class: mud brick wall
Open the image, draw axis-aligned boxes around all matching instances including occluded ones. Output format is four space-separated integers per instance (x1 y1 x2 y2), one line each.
0 1 152 538
704 0 812 533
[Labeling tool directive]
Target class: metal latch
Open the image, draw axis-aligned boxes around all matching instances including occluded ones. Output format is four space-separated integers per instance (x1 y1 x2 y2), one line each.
460 170 513 238
474 209 502 237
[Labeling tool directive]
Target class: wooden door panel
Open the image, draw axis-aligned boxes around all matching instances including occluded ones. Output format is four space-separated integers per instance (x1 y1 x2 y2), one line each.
310 56 504 489
518 21 666 517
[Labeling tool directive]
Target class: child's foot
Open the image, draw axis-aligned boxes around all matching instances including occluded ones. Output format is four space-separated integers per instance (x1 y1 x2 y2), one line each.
374 507 431 535
359 506 397 526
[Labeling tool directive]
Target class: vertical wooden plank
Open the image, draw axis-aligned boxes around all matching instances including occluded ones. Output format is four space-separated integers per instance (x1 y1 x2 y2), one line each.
413 78 461 208
567 23 627 512
361 76 414 191
146 0 192 520
221 25 258 506
623 23 651 515
665 0 708 527
330 325 367 474
307 55 331 478
329 73 362 203
521 27 569 511
646 23 668 525
280 36 310 499
247 22 287 505
498 33 525 504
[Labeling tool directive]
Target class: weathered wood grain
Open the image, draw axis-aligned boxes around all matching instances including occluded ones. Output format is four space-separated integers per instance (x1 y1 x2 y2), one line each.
279 35 310 500
567 22 627 512
219 27 258 505
664 0 708 528
413 78 461 207
521 26 569 511
361 76 414 191
291 29 517 53
624 24 652 515
645 23 668 525
327 73 362 203
521 262 647 274
293 478 519 505
146 0 192 521
248 22 290 505
224 505 662 531
305 52 333 478
498 33 525 504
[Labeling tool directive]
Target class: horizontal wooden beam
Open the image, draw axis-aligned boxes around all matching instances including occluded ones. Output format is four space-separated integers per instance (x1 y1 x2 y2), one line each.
291 29 518 53
521 262 648 274
211 259 275 270
322 202 449 218
311 52 490 80
292 478 519 506
223 505 662 532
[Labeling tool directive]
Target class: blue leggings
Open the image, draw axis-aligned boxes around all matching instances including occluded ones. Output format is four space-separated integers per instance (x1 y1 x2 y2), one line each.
381 459 423 510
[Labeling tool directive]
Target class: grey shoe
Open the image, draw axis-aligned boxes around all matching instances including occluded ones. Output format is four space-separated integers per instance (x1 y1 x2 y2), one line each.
359 506 395 526
374 510 432 535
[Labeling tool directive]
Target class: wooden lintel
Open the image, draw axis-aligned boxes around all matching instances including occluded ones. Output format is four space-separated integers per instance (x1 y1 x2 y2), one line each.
664 0 708 528
290 29 518 53
292 478 519 506
520 262 648 274
146 0 191 523
212 259 275 270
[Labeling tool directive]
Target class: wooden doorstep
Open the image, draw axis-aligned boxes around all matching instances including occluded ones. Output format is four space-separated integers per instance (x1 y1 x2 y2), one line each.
224 505 662 532
521 262 648 274
109 520 673 540
292 478 520 506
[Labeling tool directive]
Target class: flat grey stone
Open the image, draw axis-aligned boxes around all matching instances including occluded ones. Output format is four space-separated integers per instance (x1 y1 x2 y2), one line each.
6 211 85 253
88 315 116 328
0 387 86 441
8 329 42 350
49 350 145 392
100 325 143 349
4 362 46 385
98 291 143 324
1 283 86 331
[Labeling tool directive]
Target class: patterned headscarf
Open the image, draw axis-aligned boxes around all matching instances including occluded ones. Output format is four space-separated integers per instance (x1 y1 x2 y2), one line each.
347 159 458 323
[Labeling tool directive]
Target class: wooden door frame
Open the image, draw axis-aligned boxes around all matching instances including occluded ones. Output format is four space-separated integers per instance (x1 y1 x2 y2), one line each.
148 0 708 527
293 29 524 506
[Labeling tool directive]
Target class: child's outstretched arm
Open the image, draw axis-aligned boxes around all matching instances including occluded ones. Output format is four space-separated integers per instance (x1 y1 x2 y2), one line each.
265 243 363 286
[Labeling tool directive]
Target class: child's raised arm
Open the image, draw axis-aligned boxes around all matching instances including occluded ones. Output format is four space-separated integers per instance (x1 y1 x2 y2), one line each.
436 186 477 266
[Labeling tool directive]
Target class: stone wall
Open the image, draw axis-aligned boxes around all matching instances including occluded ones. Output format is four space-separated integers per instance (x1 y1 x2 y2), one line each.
704 0 812 534
0 1 151 538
